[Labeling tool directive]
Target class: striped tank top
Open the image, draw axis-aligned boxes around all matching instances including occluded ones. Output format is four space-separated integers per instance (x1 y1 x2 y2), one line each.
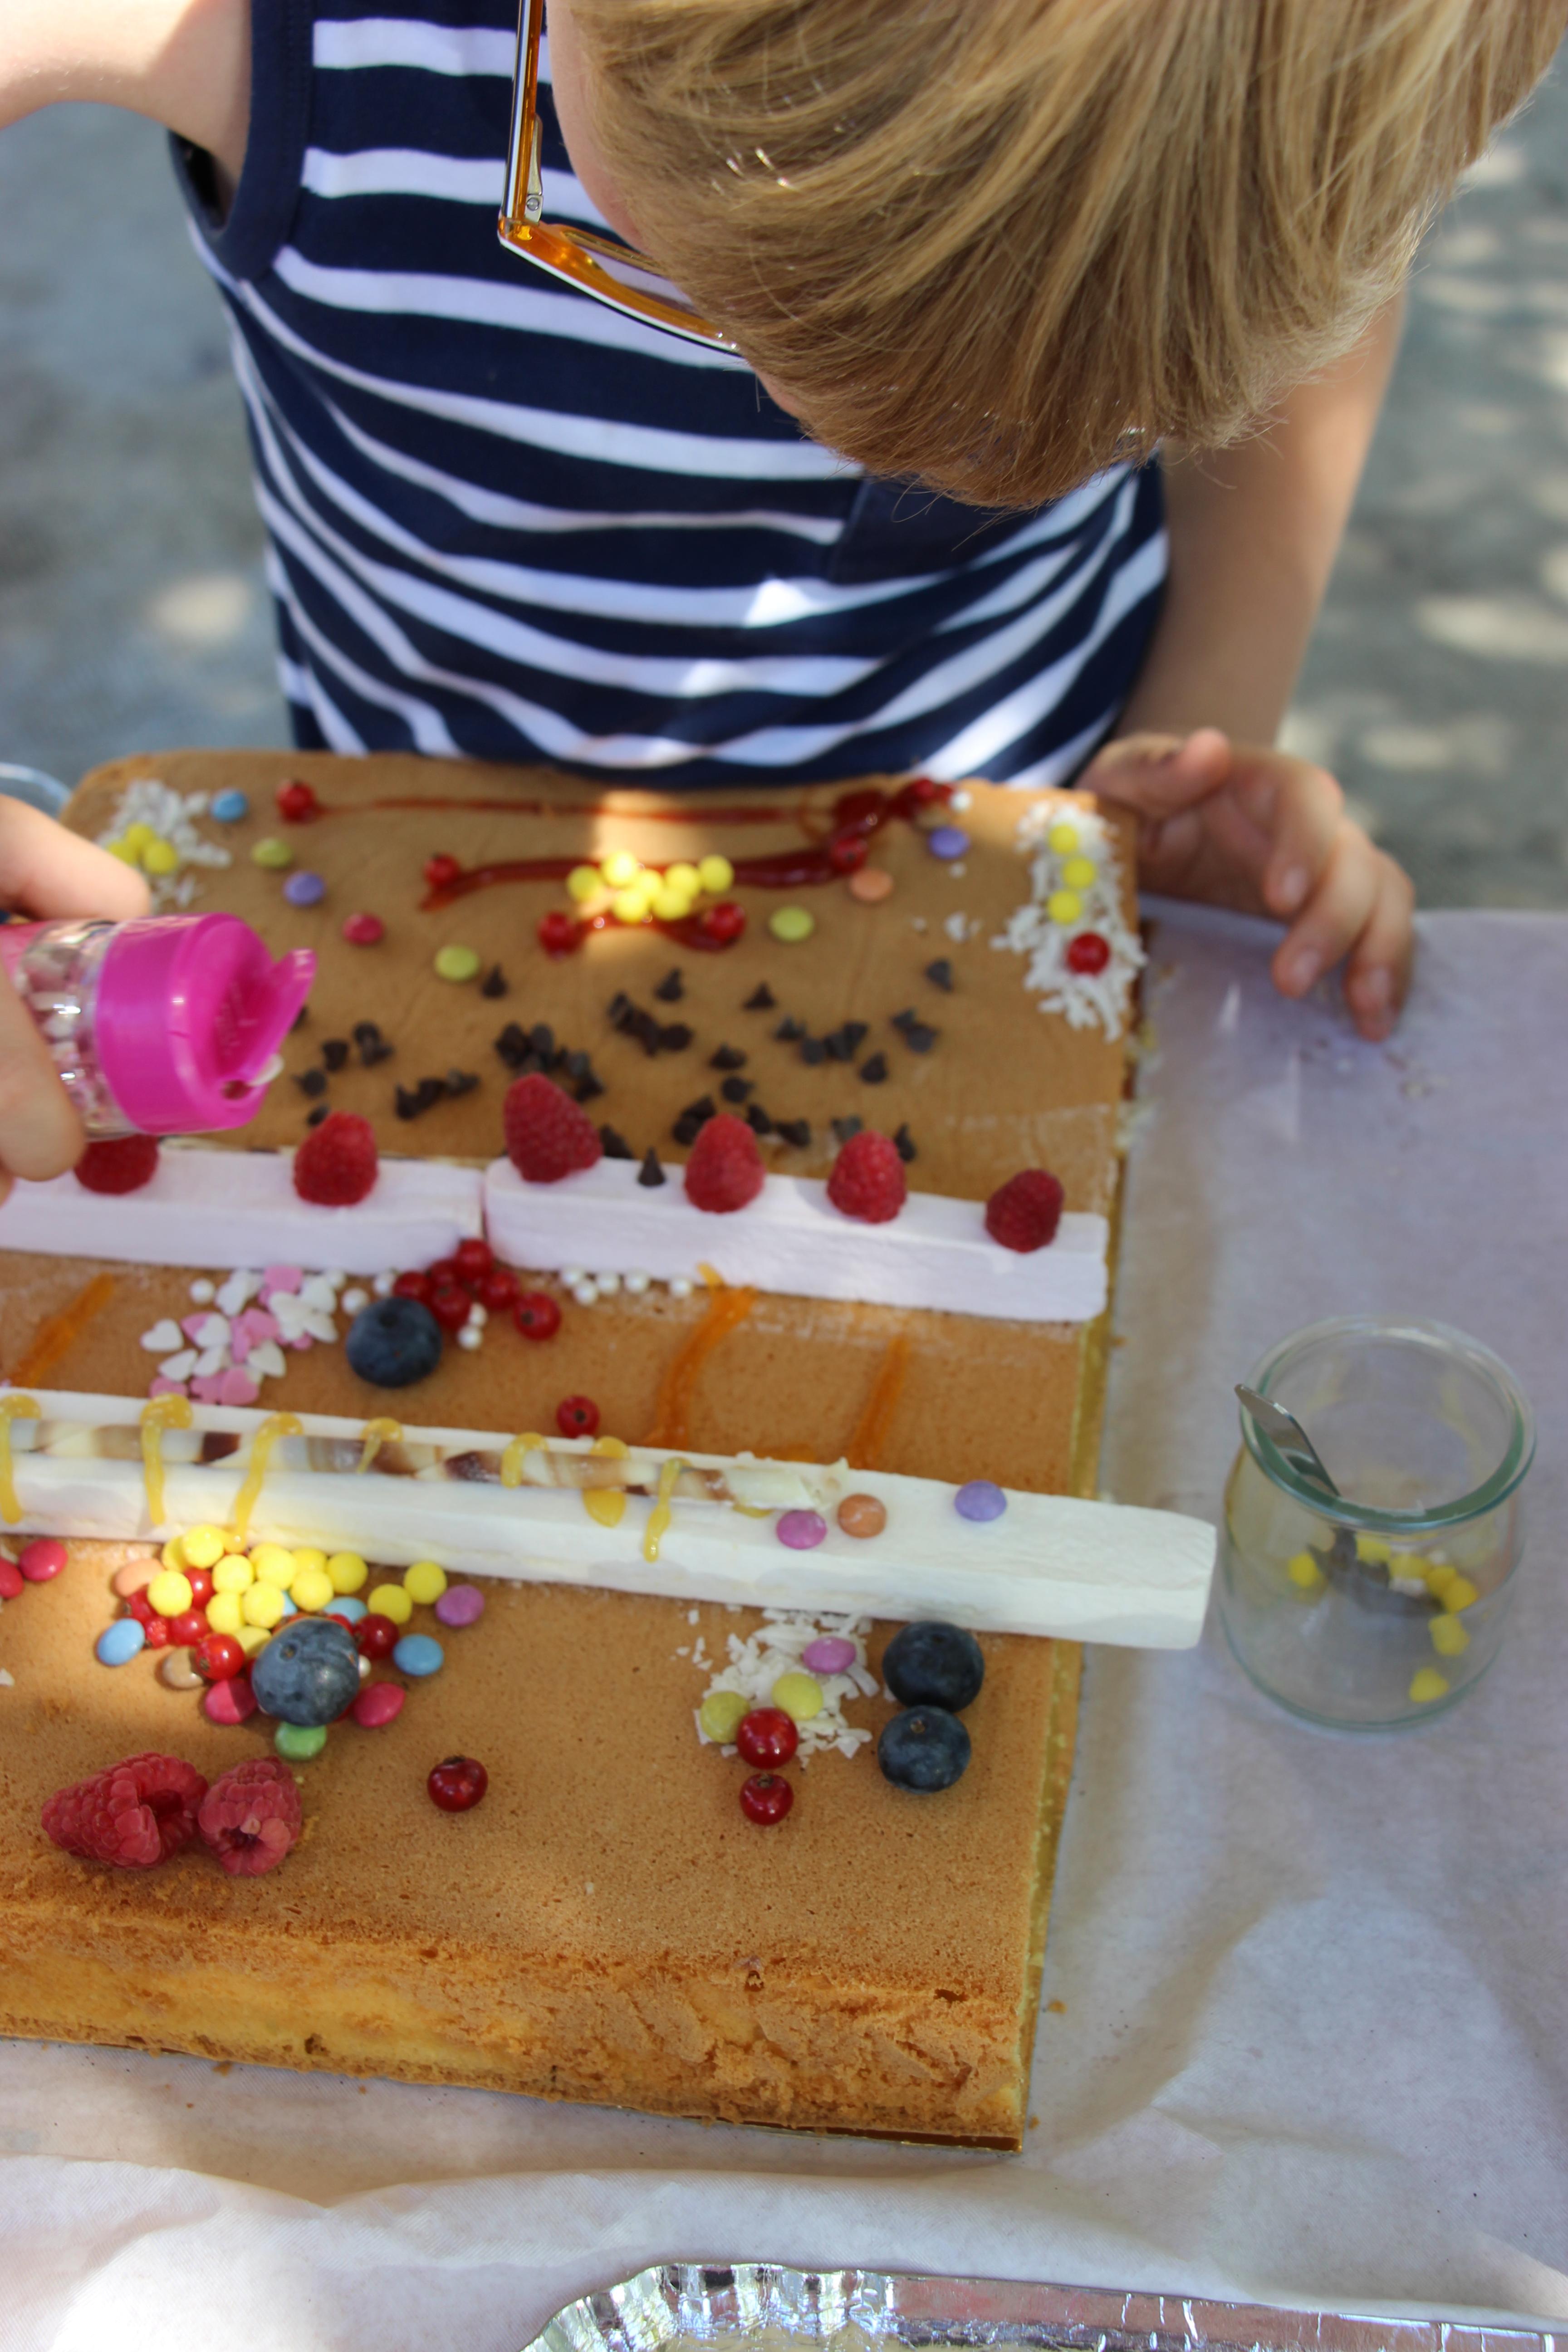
173 0 1167 787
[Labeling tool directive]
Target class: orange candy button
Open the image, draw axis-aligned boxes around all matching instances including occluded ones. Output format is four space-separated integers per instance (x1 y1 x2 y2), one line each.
848 867 894 904
111 1555 159 1598
837 1492 887 1539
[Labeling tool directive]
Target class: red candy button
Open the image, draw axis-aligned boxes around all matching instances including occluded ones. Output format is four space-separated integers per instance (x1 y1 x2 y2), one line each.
1066 931 1111 975
203 1674 258 1726
0 1556 23 1601
19 1538 66 1583
352 1683 406 1730
342 911 385 946
538 910 580 956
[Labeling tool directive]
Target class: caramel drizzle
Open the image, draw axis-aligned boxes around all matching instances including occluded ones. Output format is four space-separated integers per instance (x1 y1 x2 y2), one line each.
500 1431 546 1489
582 1435 630 1529
140 1393 193 1529
642 1454 685 1563
230 1411 304 1547
356 1416 402 1475
845 1337 911 1470
0 1393 41 1523
9 1272 117 1388
641 1285 757 1450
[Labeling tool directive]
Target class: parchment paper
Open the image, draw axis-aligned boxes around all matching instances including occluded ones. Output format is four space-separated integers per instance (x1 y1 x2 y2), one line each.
4 907 1565 2352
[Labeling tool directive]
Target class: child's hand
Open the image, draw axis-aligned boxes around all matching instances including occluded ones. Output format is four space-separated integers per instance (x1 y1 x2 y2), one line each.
1081 727 1414 1042
0 797 152 1198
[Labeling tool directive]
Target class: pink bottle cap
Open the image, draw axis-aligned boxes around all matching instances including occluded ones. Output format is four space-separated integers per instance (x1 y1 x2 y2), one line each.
95 915 314 1134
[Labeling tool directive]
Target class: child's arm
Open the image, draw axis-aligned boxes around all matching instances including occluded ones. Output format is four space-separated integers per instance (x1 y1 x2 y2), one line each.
1084 302 1413 1040
2 0 249 184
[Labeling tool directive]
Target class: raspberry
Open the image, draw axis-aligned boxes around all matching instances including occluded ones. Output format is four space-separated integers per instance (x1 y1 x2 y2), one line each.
827 1129 906 1225
984 1168 1065 1253
197 1757 302 1877
503 1072 602 1183
74 1136 160 1195
682 1112 764 1213
293 1111 379 1206
43 1752 208 1869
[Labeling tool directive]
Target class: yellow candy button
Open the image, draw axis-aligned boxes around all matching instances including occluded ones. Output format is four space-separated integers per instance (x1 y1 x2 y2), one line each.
251 837 293 869
122 822 156 857
142 837 180 876
403 1559 448 1606
327 1551 368 1594
697 854 734 894
292 1565 335 1614
235 1622 272 1657
367 1581 413 1625
211 1553 254 1593
241 1581 287 1629
1355 1534 1392 1564
181 1524 226 1569
1408 1667 1450 1705
1061 856 1098 891
611 886 652 926
147 1568 193 1618
1047 820 1079 855
771 1669 824 1722
250 1544 298 1589
434 944 480 983
699 1690 748 1744
769 906 815 944
1047 889 1082 926
205 1591 244 1636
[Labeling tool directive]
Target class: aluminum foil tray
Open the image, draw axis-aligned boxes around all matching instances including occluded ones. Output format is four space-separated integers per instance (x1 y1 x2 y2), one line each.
521 2265 1553 2352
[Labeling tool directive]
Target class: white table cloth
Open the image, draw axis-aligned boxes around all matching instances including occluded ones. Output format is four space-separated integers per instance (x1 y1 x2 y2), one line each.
5 906 1565 2351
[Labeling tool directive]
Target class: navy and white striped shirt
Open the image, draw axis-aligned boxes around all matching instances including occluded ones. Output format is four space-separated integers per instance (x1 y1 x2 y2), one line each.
174 0 1167 786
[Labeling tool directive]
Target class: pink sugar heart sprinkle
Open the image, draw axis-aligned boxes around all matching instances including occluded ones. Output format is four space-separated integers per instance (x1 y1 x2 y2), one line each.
181 1313 211 1342
190 1374 227 1403
262 1264 303 1296
147 1376 187 1399
235 1307 279 1347
287 1333 314 1352
216 1368 260 1407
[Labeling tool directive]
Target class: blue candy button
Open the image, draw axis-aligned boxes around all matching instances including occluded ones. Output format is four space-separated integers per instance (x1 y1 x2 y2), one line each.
211 789 250 823
954 1478 1007 1523
392 1632 444 1678
95 1618 147 1666
332 1595 368 1622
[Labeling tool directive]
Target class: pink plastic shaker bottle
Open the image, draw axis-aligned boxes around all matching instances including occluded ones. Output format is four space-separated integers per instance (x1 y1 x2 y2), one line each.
0 913 314 1137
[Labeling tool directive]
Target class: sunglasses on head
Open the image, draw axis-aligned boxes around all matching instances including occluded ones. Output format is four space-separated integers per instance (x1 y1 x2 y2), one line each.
498 0 737 350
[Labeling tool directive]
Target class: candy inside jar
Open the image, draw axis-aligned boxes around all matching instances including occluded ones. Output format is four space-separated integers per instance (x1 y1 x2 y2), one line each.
0 914 314 1138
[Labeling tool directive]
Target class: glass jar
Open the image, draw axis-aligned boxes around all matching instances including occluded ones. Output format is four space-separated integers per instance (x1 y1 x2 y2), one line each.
1218 1316 1534 1729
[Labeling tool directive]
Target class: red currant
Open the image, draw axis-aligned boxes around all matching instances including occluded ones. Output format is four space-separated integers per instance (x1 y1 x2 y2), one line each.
735 1707 799 1769
392 1269 433 1303
740 1772 794 1826
556 1395 600 1439
277 778 319 822
195 1632 245 1682
428 1283 472 1334
702 901 746 946
478 1266 520 1313
123 1589 155 1626
513 1291 562 1341
828 830 869 873
1065 930 1111 975
538 909 580 956
169 1609 208 1647
454 1237 493 1286
904 774 942 806
425 1256 459 1288
355 1612 400 1661
423 852 462 890
427 1755 488 1813
184 1567 214 1609
142 1613 172 1650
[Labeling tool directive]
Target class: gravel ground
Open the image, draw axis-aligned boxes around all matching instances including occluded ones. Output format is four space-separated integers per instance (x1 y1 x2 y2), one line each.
1 73 1566 905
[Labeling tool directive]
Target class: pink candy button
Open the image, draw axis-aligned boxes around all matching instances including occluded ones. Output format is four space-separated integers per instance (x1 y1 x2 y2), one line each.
434 1584 485 1628
802 1636 857 1676
352 1683 405 1729
0 1557 23 1602
342 912 385 946
204 1675 258 1726
19 1538 67 1583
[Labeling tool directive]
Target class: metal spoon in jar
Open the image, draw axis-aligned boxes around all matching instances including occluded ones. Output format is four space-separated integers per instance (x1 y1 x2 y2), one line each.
1234 1384 1340 1497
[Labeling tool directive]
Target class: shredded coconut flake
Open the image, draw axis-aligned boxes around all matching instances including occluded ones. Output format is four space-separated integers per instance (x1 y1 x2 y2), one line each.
694 1608 874 1764
98 779 232 909
992 801 1144 1038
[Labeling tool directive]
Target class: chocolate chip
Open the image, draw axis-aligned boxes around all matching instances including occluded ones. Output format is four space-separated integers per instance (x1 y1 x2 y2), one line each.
352 1020 382 1047
558 1049 586 1082
360 1038 395 1068
293 1067 328 1098
306 1102 329 1127
608 992 633 1028
860 1053 889 1083
832 1115 863 1145
824 1021 867 1063
799 1036 827 1066
653 968 685 1003
680 1095 717 1122
890 1009 917 1032
774 1017 804 1043
445 1069 480 1097
394 1085 424 1121
744 983 776 1010
529 1023 554 1061
710 1044 747 1071
320 1038 349 1073
480 964 507 998
638 1147 666 1187
744 1103 774 1135
774 1118 811 1148
924 958 954 991
632 1010 662 1056
902 1022 938 1054
415 1076 445 1111
894 1123 917 1163
671 1112 704 1146
658 1022 693 1052
291 1005 310 1032
720 1075 754 1103
574 1073 606 1104
495 1023 529 1069
600 1125 635 1159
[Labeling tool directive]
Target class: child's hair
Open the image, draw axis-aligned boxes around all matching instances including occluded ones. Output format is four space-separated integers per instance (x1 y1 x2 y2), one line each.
579 0 1565 507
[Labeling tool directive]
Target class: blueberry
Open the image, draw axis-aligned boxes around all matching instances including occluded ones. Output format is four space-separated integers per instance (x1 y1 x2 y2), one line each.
878 1706 971 1792
345 1295 442 1388
251 1617 361 1727
882 1620 985 1712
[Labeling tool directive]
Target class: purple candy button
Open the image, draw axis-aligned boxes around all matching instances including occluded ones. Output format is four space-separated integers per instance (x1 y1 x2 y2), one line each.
435 1583 485 1628
802 1635 856 1675
776 1509 828 1551
926 826 970 861
283 870 327 908
955 1479 1007 1523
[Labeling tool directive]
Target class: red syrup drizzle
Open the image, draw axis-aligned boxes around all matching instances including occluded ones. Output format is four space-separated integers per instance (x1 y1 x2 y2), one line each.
418 778 951 955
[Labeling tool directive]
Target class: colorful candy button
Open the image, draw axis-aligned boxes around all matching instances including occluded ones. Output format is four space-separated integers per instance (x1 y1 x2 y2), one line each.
0 1558 23 1601
142 837 180 877
435 1584 485 1628
204 1590 245 1635
342 912 385 946
955 1479 1007 1522
802 1635 857 1676
159 1648 205 1691
329 1595 368 1623
926 826 969 860
848 867 894 903
204 1674 258 1725
1047 889 1083 926
769 906 815 944
96 1618 146 1667
836 1493 887 1539
352 1682 406 1728
599 849 641 888
434 944 481 983
771 1670 823 1722
403 1559 448 1605
20 1538 67 1582
211 1554 254 1594
110 1556 158 1598
776 1509 827 1549
699 1690 748 1743
251 837 293 869
1047 819 1079 854
1431 1614 1470 1657
275 1722 328 1760
1061 856 1098 891
392 1632 444 1677
1408 1668 1450 1705
250 1545 297 1589
283 870 326 908
211 789 250 823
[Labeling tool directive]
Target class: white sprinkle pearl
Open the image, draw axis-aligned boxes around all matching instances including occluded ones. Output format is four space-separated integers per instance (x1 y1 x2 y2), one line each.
324 1269 347 1290
571 1282 599 1306
624 1271 651 1296
340 1287 369 1315
456 1323 483 1351
562 1266 586 1287
187 1278 215 1305
372 1269 397 1298
669 1276 694 1299
467 1303 488 1327
595 1271 622 1296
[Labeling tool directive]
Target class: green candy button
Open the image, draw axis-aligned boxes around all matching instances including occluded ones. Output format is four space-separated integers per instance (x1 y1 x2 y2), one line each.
434 944 481 983
250 837 293 870
769 905 815 944
274 1722 328 1761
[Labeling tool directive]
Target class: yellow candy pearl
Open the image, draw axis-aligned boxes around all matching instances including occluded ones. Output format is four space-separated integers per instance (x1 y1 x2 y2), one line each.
142 837 180 877
1408 1667 1450 1705
241 1581 287 1629
211 1553 254 1593
1356 1534 1392 1565
651 884 695 922
205 1591 245 1636
122 822 157 857
403 1559 448 1606
250 1544 298 1588
611 886 652 926
566 864 603 902
1047 820 1079 854
697 853 735 894
599 849 641 889
103 837 137 863
235 1622 272 1657
327 1551 368 1594
181 1524 226 1569
434 943 480 983
665 862 701 897
161 1537 188 1571
1060 856 1098 891
291 1565 335 1614
771 1669 824 1723
1047 889 1082 926
367 1581 413 1625
699 1690 748 1744
147 1568 193 1618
